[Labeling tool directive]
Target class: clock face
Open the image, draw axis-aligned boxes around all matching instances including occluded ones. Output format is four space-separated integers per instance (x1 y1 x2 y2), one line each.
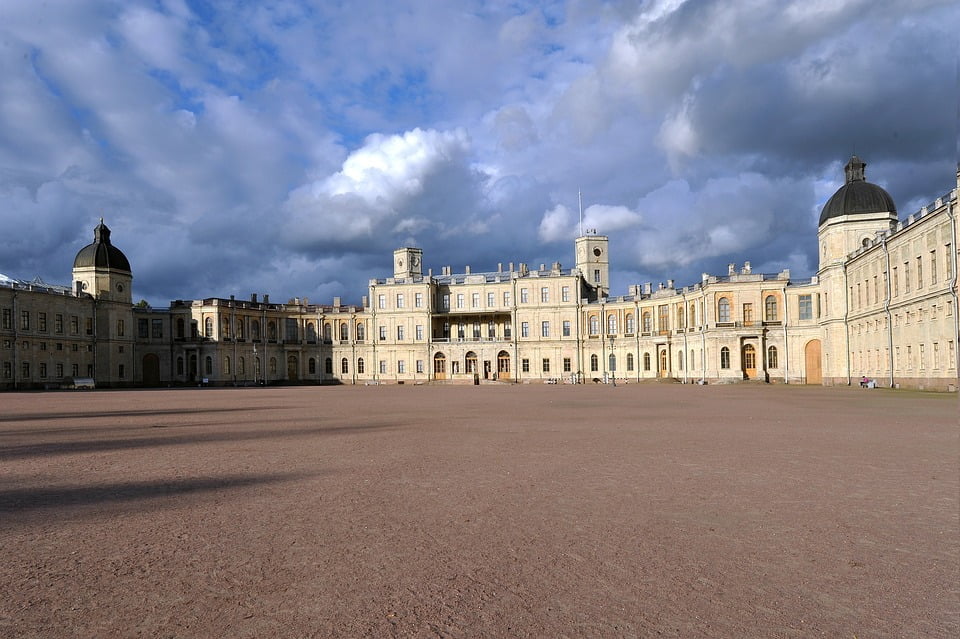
593 247 602 257
397 258 404 268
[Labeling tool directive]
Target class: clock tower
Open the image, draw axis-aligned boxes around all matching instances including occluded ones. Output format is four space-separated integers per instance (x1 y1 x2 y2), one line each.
575 234 609 300
393 247 423 279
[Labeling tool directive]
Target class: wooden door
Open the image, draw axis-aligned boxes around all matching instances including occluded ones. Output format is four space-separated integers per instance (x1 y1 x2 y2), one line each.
742 344 756 379
434 353 447 380
804 340 822 384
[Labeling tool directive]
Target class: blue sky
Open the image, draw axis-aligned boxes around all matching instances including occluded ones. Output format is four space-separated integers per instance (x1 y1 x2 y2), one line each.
1 0 957 305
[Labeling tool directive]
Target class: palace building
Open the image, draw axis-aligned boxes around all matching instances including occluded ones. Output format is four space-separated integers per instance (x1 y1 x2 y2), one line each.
2 158 958 391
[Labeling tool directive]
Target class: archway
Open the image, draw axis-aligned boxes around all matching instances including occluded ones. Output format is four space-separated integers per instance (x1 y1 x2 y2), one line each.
659 348 669 378
742 344 757 379
465 351 478 374
497 350 510 380
804 340 822 384
287 355 299 381
142 353 161 387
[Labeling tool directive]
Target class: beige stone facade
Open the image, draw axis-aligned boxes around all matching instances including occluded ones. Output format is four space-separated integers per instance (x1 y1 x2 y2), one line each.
3 162 958 391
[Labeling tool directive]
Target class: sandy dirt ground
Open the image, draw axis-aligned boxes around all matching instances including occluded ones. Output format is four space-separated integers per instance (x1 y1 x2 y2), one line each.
0 383 957 638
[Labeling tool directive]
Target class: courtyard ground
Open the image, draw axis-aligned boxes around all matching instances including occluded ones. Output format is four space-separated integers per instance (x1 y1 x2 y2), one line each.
0 383 957 638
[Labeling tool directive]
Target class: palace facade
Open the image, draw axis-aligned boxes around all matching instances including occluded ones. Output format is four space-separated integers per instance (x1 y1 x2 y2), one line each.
2 158 958 391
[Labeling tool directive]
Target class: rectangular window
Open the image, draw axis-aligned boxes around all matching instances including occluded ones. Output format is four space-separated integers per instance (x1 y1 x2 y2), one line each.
379 326 387 340
138 318 149 338
1 308 10 329
593 269 601 283
20 311 29 331
561 286 570 302
54 313 63 333
38 312 47 332
504 323 512 338
118 364 125 379
72 363 79 377
930 250 937 284
658 305 669 331
503 291 511 306
542 358 550 373
398 360 406 374
488 321 495 338
563 357 571 372
56 363 63 379
562 320 571 337
521 322 529 337
742 303 753 325
21 361 29 379
396 294 405 308
892 267 898 296
916 256 923 289
70 315 79 335
415 324 424 340
472 293 480 308
3 362 11 379
39 363 47 378
456 293 464 308
416 360 424 374
540 287 549 303
56 342 62 351
378 294 386 309
487 292 495 307
85 317 93 335
904 262 910 293
521 358 530 372
798 295 813 320
117 319 124 337
396 325 405 340
520 288 529 303
152 319 163 338
379 360 387 374
541 321 550 337
415 292 423 308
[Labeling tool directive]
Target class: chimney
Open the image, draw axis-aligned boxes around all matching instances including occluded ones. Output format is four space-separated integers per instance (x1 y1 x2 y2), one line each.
333 296 341 307
701 273 709 282
667 279 674 289
362 295 368 307
509 262 514 272
498 263 502 272
728 263 736 275
427 268 433 277
250 293 258 303
539 263 545 272
742 261 751 274
643 282 652 295
263 294 270 304
465 265 471 274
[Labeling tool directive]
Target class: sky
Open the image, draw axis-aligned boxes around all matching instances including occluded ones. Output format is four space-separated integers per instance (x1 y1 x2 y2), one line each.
0 0 957 306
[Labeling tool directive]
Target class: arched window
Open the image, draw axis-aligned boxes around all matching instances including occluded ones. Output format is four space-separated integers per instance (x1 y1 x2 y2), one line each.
306 322 317 342
720 346 730 369
222 316 231 339
204 356 213 375
339 323 349 341
434 352 447 374
268 321 277 341
236 319 244 340
678 350 684 370
589 315 599 335
238 357 245 375
341 358 349 374
176 356 184 376
357 358 365 374
643 352 651 371
323 322 332 341
324 357 333 374
204 317 214 338
642 312 652 332
356 323 365 341
765 295 778 322
176 318 185 339
269 357 277 375
625 313 635 334
308 358 316 374
251 320 261 341
223 356 231 375
718 298 731 323
767 345 779 368
608 354 616 372
465 351 478 374
690 349 695 369
607 314 617 335
590 354 599 372
626 353 635 371
689 303 696 327
677 307 685 329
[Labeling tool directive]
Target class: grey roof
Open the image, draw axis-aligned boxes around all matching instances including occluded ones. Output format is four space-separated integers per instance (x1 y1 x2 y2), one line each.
73 220 131 273
819 156 897 226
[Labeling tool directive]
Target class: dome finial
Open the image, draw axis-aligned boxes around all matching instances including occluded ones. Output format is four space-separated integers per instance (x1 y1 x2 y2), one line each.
844 155 866 183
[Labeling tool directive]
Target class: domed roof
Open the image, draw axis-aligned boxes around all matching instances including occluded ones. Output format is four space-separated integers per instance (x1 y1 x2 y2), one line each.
819 156 897 226
73 219 131 273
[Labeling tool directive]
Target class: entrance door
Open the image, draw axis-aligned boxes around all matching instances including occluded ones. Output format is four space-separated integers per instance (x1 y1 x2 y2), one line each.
287 355 299 381
804 340 822 384
497 351 510 380
659 348 669 378
483 360 491 379
742 344 757 379
434 353 447 380
142 354 161 387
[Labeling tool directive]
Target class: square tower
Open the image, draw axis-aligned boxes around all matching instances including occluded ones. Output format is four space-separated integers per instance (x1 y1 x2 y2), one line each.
393 247 423 279
575 235 609 299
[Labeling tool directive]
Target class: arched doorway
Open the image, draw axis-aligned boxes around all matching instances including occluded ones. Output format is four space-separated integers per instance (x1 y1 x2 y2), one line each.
465 351 478 374
804 340 822 384
742 344 757 379
659 348 669 378
287 355 299 381
434 352 447 380
497 350 510 380
142 353 161 387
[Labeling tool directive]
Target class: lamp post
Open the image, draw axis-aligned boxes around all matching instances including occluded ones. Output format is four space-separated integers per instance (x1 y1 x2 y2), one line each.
609 335 616 386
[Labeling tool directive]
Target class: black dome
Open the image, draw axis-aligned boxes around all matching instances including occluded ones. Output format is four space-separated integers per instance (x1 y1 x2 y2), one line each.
73 220 131 273
819 156 897 226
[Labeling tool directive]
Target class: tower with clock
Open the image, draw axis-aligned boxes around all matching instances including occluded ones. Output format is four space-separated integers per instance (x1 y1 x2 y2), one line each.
575 234 609 300
393 247 424 279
